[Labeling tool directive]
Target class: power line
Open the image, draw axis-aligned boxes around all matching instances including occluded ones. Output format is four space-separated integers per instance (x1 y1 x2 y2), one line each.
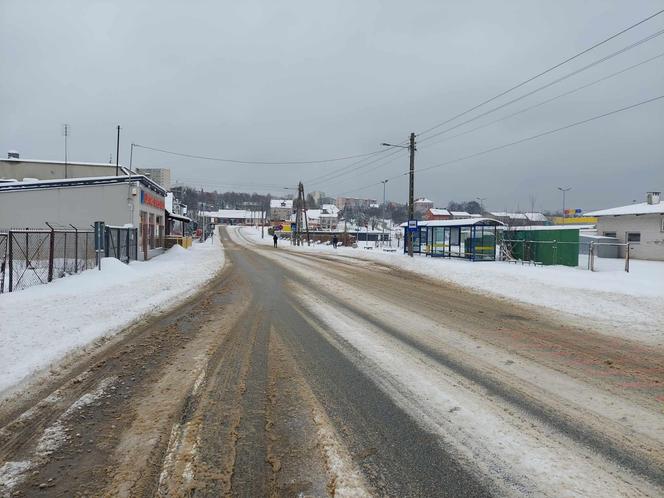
415 94 664 176
307 147 407 186
303 146 402 184
416 8 664 139
134 143 386 165
418 51 664 152
318 19 664 192
317 149 408 189
337 94 664 196
418 27 664 144
314 46 664 191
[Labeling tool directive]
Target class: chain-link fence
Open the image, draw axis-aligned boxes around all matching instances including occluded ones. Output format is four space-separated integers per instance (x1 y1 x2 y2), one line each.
1 227 102 293
0 233 7 293
1 226 142 293
105 226 138 263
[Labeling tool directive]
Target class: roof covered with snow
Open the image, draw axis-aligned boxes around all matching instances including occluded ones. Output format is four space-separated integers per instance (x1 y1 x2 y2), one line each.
449 211 471 217
202 209 257 219
0 157 126 168
428 208 451 216
0 174 166 195
414 198 433 204
270 199 293 209
401 218 505 227
586 201 664 217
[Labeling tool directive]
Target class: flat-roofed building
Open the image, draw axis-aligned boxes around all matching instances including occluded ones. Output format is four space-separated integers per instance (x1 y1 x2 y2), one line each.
587 192 664 260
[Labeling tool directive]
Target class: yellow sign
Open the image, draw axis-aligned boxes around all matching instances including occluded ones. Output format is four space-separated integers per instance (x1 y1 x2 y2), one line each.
551 216 597 225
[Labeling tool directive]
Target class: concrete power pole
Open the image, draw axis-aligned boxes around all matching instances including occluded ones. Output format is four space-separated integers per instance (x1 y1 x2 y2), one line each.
408 132 416 258
297 182 311 246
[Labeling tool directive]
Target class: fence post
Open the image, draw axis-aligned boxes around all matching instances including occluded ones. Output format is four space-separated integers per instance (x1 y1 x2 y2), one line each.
625 243 630 273
71 225 79 273
8 232 13 292
48 226 55 282
589 241 595 272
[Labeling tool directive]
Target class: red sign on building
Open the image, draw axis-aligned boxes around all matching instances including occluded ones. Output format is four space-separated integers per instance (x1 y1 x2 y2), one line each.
140 190 165 210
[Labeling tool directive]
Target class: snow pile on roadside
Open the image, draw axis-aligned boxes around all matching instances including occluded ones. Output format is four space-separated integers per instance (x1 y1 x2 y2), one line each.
237 227 664 344
0 235 225 396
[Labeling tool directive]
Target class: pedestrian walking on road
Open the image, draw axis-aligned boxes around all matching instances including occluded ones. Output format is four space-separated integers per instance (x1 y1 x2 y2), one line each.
332 234 338 249
273 234 278 248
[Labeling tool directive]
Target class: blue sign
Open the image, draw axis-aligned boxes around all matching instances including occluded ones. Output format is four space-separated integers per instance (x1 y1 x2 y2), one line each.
407 219 418 232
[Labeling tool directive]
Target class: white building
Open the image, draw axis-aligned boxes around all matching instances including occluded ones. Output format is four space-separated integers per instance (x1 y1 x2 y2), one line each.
201 209 261 225
414 198 434 214
306 204 339 230
0 175 167 258
1 157 121 181
270 199 294 221
586 192 664 261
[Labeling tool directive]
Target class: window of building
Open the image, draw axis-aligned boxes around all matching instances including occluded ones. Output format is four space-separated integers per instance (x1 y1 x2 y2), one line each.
661 217 664 233
626 232 641 244
603 231 616 238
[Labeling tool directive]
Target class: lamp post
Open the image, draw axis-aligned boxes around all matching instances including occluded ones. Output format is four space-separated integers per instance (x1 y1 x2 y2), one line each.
476 197 486 214
558 187 572 221
381 179 389 247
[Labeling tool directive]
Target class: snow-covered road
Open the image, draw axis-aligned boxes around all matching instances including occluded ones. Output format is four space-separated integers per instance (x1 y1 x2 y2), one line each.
1 226 662 497
241 226 664 346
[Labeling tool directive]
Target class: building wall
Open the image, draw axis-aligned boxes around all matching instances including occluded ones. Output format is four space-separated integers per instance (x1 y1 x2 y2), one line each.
270 207 292 221
0 181 166 255
596 214 664 260
336 197 376 210
0 160 118 181
0 182 138 229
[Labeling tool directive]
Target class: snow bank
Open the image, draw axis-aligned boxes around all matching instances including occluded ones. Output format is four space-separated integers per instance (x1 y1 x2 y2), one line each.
237 227 664 345
0 234 225 396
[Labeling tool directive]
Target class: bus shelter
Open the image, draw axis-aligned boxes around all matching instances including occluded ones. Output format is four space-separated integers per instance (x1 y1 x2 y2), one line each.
402 218 504 261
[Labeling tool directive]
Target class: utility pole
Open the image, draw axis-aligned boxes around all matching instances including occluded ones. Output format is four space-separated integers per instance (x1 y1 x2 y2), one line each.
381 179 388 248
63 124 70 178
408 132 416 257
296 182 311 246
382 133 416 257
115 125 121 176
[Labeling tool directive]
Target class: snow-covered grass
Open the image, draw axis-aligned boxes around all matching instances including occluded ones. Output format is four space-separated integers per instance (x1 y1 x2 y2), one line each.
238 227 664 345
0 234 225 397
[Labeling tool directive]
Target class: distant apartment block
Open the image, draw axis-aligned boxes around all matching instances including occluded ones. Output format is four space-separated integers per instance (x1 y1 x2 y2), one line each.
136 168 171 190
336 196 377 210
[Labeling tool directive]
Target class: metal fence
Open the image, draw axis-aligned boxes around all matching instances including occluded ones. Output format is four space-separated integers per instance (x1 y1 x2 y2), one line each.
0 225 138 293
501 239 631 272
0 233 7 293
105 226 138 263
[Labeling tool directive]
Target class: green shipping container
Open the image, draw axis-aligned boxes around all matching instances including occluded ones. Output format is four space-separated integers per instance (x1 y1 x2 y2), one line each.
506 228 579 266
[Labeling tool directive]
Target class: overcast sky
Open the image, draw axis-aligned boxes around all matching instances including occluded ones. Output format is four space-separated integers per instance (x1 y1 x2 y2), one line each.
1 0 663 212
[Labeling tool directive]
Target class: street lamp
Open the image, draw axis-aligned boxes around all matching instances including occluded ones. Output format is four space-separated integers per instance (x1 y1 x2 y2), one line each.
476 197 486 214
381 179 389 247
558 187 572 221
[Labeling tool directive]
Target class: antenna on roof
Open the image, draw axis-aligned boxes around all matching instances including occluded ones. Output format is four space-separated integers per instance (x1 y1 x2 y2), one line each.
62 124 70 178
